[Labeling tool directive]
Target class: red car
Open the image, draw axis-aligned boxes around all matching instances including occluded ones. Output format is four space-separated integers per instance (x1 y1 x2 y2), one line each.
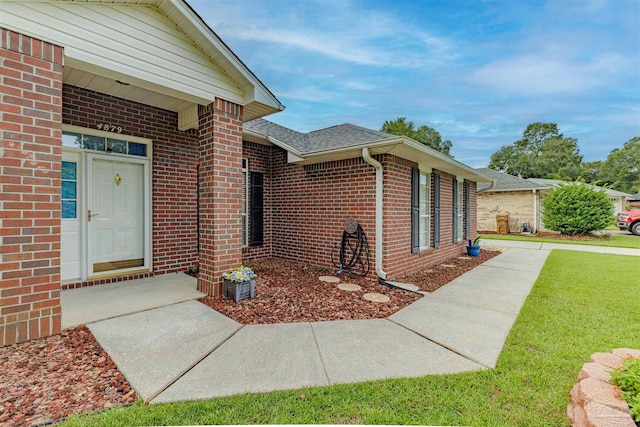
616 209 640 235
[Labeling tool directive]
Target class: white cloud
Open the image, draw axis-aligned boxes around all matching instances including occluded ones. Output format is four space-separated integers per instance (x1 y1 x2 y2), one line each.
206 0 457 69
470 53 629 95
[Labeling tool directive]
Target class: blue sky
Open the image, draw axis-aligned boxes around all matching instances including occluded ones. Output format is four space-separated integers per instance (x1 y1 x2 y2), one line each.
191 0 640 167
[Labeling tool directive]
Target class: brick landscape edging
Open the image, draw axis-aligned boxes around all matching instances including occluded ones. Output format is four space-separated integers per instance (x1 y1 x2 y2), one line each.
567 348 639 427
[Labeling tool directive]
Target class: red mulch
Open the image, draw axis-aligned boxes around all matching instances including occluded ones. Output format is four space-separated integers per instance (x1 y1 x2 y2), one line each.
199 251 501 324
403 250 501 292
0 326 136 427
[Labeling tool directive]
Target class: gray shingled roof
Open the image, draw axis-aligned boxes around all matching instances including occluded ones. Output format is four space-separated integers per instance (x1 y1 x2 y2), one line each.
476 168 548 192
527 178 633 197
244 118 395 153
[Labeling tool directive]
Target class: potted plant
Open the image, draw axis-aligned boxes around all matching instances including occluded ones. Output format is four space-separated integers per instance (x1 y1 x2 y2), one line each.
222 266 256 303
466 236 482 257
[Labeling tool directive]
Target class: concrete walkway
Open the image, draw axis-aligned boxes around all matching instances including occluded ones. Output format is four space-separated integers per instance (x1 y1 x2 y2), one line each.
482 238 640 256
80 247 551 403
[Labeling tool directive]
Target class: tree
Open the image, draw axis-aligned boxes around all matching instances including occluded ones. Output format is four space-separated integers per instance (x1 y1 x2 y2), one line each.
581 161 603 184
596 137 640 194
541 180 613 235
381 117 453 156
488 122 583 179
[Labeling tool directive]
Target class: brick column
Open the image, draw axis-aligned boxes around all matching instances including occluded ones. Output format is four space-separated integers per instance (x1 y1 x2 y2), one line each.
197 99 244 295
0 29 63 346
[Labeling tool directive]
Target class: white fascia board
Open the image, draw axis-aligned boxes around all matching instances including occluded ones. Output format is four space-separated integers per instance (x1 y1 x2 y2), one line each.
170 0 284 112
295 136 492 183
242 129 304 157
401 138 492 183
479 187 552 193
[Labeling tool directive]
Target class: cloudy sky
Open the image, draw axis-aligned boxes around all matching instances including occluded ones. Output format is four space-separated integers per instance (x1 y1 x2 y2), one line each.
191 0 640 167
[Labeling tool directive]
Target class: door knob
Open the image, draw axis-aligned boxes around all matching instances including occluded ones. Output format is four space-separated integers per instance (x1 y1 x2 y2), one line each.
88 210 100 222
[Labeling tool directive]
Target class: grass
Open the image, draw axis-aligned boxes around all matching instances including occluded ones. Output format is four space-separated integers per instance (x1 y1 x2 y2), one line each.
480 233 640 249
62 251 640 426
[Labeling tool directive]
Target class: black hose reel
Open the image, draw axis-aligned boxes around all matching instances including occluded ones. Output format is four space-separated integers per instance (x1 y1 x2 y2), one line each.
331 218 370 277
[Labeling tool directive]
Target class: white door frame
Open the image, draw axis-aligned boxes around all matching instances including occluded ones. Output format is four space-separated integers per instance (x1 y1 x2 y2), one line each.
86 152 152 279
60 125 153 282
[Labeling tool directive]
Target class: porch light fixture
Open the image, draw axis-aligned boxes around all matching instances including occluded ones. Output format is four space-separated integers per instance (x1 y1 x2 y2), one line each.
114 173 121 186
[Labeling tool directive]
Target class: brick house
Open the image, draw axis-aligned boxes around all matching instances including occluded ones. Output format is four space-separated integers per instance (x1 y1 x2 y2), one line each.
0 0 491 347
477 168 631 233
476 168 549 233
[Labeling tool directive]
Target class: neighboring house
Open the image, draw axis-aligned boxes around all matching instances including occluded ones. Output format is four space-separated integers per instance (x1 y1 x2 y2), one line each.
476 169 633 233
0 0 491 347
476 168 549 233
527 179 632 215
626 192 640 209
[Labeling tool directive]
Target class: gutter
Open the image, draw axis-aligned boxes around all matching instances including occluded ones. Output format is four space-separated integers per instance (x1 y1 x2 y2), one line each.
361 148 387 280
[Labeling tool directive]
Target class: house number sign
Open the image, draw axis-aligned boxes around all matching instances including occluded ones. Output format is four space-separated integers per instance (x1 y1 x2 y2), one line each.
96 123 123 133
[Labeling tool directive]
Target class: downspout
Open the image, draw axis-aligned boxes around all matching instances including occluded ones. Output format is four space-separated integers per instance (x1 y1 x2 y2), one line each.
362 148 387 280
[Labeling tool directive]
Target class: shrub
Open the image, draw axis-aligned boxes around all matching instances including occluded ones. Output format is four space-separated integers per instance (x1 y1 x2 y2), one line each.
541 181 613 235
611 356 640 421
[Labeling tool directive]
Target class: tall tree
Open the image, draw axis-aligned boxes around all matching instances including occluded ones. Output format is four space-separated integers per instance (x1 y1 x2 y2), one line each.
488 122 583 179
597 136 640 194
381 117 453 156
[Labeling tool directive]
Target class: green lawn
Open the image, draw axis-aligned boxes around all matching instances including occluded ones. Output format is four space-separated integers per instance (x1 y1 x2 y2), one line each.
480 233 640 249
62 251 640 427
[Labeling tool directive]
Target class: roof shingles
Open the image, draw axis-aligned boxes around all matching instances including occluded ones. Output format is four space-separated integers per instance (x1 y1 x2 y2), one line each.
244 118 395 153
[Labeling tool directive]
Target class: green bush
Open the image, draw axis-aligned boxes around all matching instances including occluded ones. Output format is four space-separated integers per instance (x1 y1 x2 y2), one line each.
611 356 640 421
541 181 613 235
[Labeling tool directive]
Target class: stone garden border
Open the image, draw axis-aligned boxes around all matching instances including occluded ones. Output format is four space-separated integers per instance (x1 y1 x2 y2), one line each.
567 348 639 427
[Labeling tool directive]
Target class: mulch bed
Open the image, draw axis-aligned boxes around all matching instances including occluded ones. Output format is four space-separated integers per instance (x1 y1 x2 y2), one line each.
199 251 501 324
0 326 136 427
1 250 501 426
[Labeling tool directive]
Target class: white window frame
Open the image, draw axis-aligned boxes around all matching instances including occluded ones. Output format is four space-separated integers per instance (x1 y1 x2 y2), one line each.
419 170 431 249
242 158 249 247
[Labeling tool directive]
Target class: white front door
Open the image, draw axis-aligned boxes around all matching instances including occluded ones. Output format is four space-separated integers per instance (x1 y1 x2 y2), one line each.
87 154 148 276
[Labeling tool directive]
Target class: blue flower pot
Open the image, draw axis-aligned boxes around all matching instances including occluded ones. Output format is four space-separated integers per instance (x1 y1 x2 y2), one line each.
466 245 481 257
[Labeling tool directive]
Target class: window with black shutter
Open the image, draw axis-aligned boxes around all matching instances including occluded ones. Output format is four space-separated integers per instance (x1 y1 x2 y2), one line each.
433 173 440 248
464 181 471 239
452 177 458 243
411 167 420 253
249 172 263 246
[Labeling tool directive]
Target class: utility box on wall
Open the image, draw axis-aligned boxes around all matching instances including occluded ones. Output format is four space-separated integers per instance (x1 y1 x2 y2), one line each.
496 214 509 235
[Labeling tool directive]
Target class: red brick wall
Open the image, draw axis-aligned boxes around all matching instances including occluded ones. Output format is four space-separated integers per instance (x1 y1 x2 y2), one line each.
0 29 63 346
242 140 272 261
61 85 199 282
270 147 378 270
259 149 479 280
197 99 244 296
382 155 475 279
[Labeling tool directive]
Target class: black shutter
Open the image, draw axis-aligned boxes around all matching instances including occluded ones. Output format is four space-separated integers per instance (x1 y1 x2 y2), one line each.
249 172 263 246
433 173 440 248
411 167 420 253
452 178 458 243
464 181 471 239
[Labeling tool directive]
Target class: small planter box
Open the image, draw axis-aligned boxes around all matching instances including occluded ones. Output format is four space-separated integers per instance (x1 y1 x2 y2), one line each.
223 278 255 303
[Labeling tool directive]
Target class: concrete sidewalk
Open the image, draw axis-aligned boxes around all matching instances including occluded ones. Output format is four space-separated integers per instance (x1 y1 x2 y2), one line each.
86 247 551 403
482 238 640 256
